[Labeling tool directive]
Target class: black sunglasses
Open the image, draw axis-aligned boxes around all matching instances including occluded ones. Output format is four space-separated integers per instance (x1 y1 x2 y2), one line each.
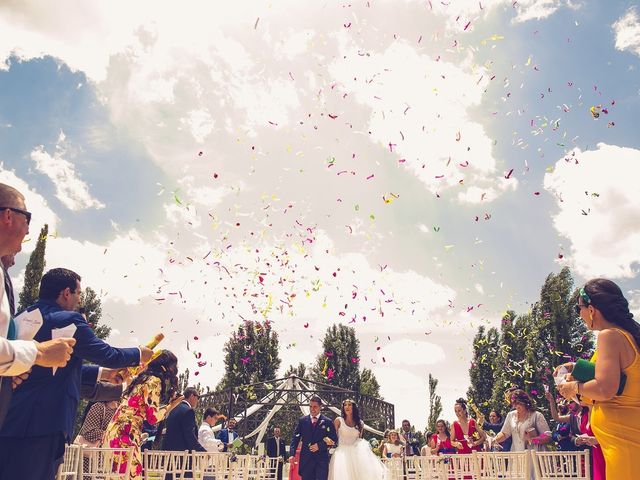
574 303 587 316
1 207 31 225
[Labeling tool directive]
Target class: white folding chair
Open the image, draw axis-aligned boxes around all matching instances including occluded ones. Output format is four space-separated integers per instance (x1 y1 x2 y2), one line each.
259 457 280 480
191 452 231 479
81 447 133 479
441 453 475 480
473 451 531 480
56 444 81 480
382 457 405 480
231 455 270 480
143 450 189 480
531 450 590 480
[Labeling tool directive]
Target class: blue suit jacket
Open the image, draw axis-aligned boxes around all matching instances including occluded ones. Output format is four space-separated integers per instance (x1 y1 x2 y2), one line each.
289 414 337 477
0 300 140 440
162 401 206 452
218 427 238 452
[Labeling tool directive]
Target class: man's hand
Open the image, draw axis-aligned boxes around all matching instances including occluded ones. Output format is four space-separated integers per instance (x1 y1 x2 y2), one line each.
12 370 30 389
139 346 153 364
309 443 319 453
34 338 76 368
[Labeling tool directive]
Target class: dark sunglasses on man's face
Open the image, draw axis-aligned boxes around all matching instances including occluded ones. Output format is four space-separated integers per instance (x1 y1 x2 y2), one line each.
1 207 31 225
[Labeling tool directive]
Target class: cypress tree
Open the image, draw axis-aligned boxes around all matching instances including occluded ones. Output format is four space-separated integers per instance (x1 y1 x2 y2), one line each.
17 224 48 312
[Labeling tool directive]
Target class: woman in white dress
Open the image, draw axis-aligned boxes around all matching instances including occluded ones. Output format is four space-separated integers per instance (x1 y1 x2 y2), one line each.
326 399 388 480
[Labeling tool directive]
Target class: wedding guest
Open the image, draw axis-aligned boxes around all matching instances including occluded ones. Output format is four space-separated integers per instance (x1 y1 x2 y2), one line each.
75 400 118 480
557 279 640 479
218 417 239 452
400 419 420 456
429 420 456 454
483 410 511 451
198 407 225 452
420 432 434 455
103 351 184 479
266 426 288 480
450 398 485 453
0 268 151 480
381 430 404 458
492 390 551 452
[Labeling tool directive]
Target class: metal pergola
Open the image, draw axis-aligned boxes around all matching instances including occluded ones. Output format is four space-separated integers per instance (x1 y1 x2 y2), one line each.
198 374 395 447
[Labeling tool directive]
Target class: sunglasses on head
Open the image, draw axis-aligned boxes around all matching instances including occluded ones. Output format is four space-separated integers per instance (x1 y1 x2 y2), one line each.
574 287 592 315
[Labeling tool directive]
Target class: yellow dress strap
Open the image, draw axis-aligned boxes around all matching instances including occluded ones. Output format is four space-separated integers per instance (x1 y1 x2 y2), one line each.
611 328 640 370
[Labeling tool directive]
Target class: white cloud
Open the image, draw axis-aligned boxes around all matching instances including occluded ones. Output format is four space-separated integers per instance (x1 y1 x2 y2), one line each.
544 143 640 278
181 109 215 144
378 340 446 366
613 7 640 57
0 164 59 252
328 38 504 199
30 133 105 211
628 290 640 318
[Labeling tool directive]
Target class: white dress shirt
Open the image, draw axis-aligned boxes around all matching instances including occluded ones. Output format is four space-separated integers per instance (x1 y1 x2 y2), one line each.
0 269 37 376
198 422 223 452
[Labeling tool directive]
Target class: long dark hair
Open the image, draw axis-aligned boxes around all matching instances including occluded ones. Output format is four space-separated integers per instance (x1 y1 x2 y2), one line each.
125 350 179 404
584 278 640 349
341 398 363 434
435 419 451 438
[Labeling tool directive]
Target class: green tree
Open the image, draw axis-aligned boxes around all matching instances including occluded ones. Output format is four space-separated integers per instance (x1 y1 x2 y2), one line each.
17 224 48 312
217 320 281 391
427 373 442 432
360 367 382 399
467 326 499 413
80 287 110 339
489 310 524 413
311 324 361 391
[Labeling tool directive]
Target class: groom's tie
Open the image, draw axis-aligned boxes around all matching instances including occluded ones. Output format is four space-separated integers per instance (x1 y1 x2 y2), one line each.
311 416 317 427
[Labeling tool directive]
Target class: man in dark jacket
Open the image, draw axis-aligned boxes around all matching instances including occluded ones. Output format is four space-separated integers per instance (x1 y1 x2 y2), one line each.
0 268 151 480
266 426 288 480
162 387 206 452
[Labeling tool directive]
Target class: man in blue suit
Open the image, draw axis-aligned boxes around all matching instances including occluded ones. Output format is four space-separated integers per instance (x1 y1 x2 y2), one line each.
289 396 337 480
218 417 239 452
0 267 153 480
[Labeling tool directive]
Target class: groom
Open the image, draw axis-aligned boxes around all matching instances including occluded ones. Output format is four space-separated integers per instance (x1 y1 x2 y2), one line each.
290 396 338 480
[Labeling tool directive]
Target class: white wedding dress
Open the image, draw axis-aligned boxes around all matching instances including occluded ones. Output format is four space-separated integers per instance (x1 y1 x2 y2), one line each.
328 417 388 480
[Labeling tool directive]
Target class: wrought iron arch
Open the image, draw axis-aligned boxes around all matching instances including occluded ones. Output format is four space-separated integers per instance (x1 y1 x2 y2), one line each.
198 375 394 447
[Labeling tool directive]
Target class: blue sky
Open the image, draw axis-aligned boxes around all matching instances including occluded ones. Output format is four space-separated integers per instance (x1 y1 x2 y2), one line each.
1 0 639 429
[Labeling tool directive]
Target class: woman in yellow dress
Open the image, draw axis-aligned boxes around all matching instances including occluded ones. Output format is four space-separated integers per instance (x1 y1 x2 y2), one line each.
102 350 183 479
558 278 640 479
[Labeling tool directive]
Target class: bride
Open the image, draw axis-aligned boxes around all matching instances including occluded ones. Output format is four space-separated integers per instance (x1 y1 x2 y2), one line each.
326 399 388 480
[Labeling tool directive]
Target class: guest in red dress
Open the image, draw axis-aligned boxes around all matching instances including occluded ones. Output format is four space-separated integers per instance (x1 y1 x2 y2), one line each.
451 398 485 453
576 407 606 480
429 420 457 454
288 444 302 480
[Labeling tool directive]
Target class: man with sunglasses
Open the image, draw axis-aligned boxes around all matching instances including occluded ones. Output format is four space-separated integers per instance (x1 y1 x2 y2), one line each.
0 183 75 392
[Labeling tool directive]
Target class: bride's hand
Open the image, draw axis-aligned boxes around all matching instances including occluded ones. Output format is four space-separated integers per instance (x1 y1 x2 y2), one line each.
323 437 335 446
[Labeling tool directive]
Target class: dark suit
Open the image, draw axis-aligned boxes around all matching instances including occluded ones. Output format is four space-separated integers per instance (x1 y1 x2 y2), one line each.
0 299 140 480
162 401 206 452
289 414 337 480
266 435 288 480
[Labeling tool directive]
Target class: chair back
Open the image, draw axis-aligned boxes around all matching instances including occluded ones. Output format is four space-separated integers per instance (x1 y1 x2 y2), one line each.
56 444 81 480
191 452 230 479
404 455 448 479
440 454 475 480
81 447 133 479
531 450 591 480
382 457 404 480
143 450 189 480
473 451 531 480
